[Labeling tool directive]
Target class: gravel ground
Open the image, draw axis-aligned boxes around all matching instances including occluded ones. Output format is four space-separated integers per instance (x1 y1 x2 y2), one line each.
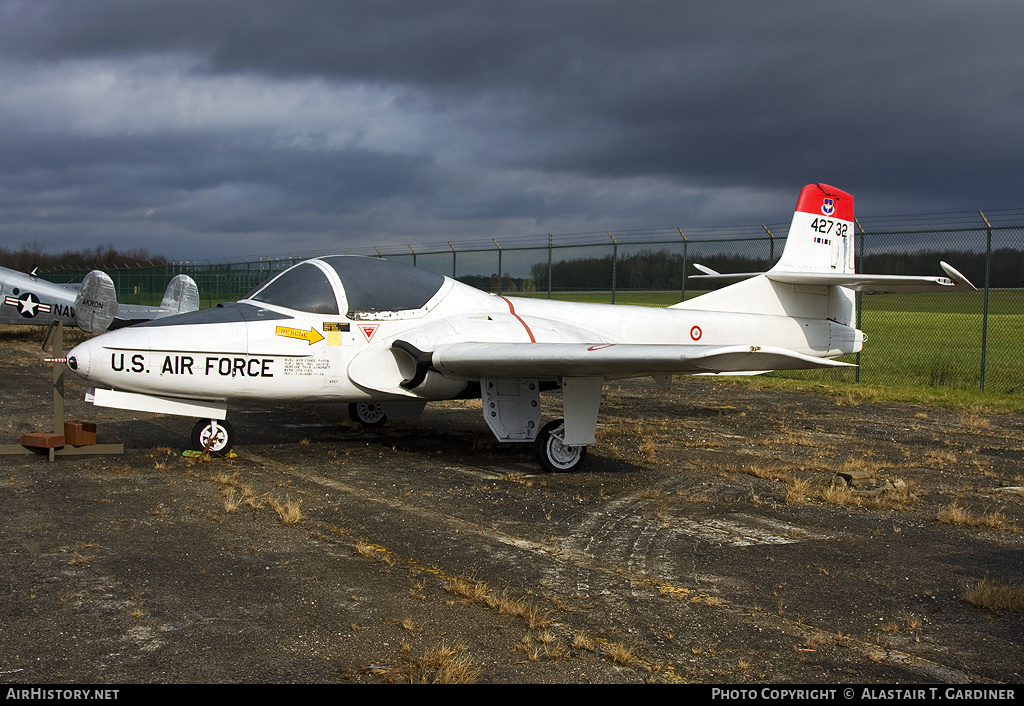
1 325 1022 684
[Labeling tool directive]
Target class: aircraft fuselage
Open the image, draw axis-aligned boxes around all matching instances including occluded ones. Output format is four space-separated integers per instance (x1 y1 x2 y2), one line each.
66 276 858 407
0 267 82 328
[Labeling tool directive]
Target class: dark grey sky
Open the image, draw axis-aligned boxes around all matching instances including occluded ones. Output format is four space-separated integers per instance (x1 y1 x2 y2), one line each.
2 1 1021 260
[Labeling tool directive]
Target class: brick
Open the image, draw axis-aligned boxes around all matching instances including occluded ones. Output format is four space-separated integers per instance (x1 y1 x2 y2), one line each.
21 433 66 449
64 421 97 446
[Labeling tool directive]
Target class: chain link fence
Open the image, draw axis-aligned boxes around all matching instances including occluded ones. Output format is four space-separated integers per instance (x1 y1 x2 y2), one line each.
40 210 1024 395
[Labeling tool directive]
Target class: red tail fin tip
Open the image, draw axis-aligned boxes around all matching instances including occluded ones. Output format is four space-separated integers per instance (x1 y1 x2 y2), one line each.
794 183 854 223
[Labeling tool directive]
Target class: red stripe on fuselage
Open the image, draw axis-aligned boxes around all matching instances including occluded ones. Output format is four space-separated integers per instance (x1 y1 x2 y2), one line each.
499 296 536 342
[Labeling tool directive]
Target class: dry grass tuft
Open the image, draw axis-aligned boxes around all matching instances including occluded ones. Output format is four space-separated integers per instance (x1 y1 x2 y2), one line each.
925 450 958 470
267 496 304 525
396 643 481 684
444 575 491 602
401 617 423 634
937 502 1016 531
572 630 596 652
222 488 241 513
957 406 991 429
516 630 569 661
742 462 792 483
963 579 1024 612
444 575 551 629
354 541 393 565
784 477 814 504
603 641 635 665
819 483 863 508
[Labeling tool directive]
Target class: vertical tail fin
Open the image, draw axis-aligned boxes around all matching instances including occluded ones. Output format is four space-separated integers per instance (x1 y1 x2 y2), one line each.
771 183 855 274
74 270 118 333
677 183 858 325
678 183 962 355
160 274 200 313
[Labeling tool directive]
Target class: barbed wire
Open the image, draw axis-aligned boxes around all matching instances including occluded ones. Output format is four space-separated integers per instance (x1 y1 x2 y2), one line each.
185 207 1024 265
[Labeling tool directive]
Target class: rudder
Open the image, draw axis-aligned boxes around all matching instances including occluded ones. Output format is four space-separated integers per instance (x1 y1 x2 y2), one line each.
74 270 118 333
771 183 855 274
160 274 200 313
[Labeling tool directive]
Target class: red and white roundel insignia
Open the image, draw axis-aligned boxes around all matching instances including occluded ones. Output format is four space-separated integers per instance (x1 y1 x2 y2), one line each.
690 325 702 341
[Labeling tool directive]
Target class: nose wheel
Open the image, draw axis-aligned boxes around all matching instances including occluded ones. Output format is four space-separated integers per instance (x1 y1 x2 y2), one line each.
535 419 587 472
191 419 235 454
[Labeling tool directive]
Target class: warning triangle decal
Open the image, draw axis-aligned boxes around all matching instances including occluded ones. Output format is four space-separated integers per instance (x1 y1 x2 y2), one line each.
358 324 379 342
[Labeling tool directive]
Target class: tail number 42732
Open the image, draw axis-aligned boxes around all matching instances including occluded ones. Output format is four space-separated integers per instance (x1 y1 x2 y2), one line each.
810 218 848 236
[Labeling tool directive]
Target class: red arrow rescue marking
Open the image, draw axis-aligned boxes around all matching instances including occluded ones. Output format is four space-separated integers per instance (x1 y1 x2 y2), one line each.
499 297 536 342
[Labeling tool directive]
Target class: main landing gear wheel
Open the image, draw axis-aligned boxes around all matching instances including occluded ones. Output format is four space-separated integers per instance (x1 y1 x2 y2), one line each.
191 419 234 454
349 401 388 428
535 419 587 473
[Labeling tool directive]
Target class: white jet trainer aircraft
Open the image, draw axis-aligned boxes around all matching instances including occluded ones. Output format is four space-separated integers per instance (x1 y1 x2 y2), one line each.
65 184 974 471
1 266 200 333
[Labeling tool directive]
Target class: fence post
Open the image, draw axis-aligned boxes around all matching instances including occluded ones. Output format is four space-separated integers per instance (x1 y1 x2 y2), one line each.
493 239 502 295
547 235 553 299
762 225 775 263
678 228 687 302
855 219 865 383
448 242 456 279
608 233 617 304
979 211 992 391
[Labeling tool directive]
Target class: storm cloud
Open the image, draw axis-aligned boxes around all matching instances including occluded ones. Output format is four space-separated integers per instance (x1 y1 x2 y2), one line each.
1 1 1022 260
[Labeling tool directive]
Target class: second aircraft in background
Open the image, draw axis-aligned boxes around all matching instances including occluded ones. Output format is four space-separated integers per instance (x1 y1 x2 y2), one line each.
0 266 199 333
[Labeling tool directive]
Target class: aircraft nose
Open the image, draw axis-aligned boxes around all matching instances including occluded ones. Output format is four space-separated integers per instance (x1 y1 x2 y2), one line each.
66 341 91 379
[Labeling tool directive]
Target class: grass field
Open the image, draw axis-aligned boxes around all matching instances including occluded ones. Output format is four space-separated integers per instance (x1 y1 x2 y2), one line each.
856 291 1024 394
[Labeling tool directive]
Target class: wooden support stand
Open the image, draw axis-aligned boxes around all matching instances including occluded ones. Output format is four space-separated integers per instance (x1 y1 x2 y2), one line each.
0 321 124 461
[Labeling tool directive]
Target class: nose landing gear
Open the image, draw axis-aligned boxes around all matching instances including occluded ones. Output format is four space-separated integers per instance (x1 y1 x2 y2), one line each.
191 419 235 454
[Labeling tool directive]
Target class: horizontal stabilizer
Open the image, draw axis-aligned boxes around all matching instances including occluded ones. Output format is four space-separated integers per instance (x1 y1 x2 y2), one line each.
113 275 201 326
429 342 852 380
939 261 978 290
689 265 762 284
765 271 961 293
689 264 976 293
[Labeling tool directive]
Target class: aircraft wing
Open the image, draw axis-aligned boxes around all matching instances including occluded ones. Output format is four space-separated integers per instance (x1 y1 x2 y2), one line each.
424 341 853 380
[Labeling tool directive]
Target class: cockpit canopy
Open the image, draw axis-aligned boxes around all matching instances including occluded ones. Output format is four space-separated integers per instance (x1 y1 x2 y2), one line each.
247 256 446 317
248 262 339 314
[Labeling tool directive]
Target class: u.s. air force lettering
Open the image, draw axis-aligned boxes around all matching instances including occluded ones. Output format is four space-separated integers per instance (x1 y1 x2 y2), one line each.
110 353 276 378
